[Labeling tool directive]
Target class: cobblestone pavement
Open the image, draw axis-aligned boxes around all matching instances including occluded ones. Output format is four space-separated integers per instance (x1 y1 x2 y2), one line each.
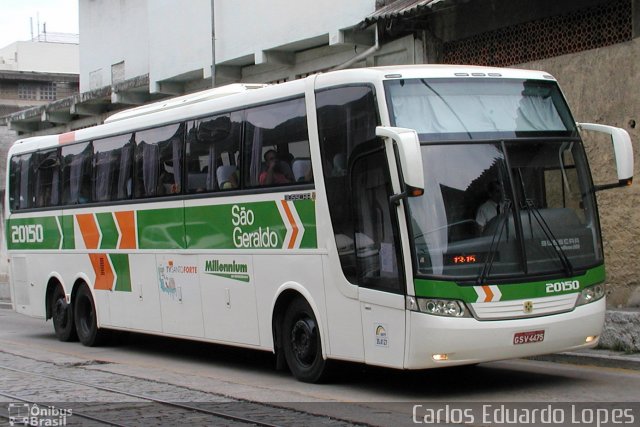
0 351 363 427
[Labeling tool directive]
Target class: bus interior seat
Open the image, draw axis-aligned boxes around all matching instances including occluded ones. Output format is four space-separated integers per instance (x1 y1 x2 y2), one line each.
216 165 237 189
292 158 311 182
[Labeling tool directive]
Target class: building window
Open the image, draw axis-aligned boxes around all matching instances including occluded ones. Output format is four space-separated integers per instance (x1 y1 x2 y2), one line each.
112 61 125 84
40 83 57 100
18 83 37 100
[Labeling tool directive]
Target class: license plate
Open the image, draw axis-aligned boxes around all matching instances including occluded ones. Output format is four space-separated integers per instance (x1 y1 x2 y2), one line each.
513 330 545 345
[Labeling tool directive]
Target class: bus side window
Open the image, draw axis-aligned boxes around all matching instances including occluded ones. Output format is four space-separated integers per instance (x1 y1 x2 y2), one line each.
186 112 240 193
33 149 60 208
9 153 33 211
316 85 380 284
61 142 93 205
350 144 404 292
244 97 309 188
93 134 134 202
136 123 184 198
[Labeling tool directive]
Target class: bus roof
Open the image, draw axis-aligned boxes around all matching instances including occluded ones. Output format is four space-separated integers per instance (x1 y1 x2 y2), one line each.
8 65 556 156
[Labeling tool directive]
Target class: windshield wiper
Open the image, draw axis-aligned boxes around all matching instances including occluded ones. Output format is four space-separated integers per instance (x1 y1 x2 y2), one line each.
522 199 574 277
476 200 512 286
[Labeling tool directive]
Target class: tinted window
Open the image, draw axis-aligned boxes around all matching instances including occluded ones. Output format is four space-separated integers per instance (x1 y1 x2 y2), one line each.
350 145 404 292
33 149 60 208
243 97 310 188
316 86 379 283
185 112 242 193
61 142 93 205
93 134 134 202
135 123 184 198
9 153 33 211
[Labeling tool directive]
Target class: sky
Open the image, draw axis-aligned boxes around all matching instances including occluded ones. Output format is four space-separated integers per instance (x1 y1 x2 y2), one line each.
0 0 79 48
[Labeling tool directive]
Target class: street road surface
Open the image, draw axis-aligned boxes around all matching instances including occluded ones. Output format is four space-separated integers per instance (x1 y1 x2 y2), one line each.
0 308 638 426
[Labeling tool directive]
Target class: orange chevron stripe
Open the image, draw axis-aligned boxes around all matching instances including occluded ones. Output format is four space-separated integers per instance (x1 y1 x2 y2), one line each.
89 254 114 290
58 131 76 145
76 213 100 249
482 285 494 302
114 210 136 249
280 200 298 249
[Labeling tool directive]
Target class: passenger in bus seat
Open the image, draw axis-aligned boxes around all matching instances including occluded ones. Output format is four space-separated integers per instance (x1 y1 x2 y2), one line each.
259 150 293 185
160 161 179 194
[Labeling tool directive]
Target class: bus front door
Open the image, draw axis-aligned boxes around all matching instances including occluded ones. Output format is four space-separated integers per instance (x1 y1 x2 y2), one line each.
351 145 407 368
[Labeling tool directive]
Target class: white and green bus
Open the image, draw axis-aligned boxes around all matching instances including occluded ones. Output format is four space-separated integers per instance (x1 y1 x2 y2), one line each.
5 66 634 382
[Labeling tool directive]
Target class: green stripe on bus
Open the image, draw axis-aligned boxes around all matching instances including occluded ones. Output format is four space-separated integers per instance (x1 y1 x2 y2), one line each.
137 207 186 249
96 212 119 249
293 199 317 248
109 254 132 292
59 215 75 250
6 217 61 250
184 199 317 250
413 265 606 302
7 198 317 251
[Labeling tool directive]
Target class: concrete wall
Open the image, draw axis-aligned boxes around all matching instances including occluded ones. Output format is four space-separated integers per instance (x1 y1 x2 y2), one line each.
0 125 16 283
148 0 212 91
79 0 150 91
517 38 640 308
79 0 213 93
0 41 78 74
214 0 376 65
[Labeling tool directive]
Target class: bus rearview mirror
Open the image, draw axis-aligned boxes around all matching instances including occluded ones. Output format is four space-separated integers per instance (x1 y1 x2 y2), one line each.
376 126 425 196
578 123 634 190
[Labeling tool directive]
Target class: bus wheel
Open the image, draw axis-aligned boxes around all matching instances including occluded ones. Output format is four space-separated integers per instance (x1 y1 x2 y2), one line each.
51 285 77 342
74 285 107 347
282 297 327 383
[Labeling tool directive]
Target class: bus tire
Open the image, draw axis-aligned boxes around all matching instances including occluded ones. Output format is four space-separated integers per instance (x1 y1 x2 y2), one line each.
74 284 107 347
51 285 77 342
282 297 328 383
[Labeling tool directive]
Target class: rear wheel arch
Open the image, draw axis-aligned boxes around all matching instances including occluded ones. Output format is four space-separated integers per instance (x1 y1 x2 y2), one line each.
45 276 65 320
46 276 77 342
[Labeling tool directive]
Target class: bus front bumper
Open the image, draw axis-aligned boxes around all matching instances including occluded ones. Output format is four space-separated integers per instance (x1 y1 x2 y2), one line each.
405 298 605 369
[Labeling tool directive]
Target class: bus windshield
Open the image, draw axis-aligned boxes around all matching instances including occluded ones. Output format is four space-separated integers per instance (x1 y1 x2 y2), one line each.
385 78 577 141
406 140 602 281
385 78 601 281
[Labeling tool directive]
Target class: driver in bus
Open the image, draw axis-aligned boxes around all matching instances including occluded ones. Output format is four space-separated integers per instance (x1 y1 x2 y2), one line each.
475 180 503 232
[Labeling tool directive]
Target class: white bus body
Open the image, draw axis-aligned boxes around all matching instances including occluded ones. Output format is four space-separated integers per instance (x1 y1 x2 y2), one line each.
5 66 633 382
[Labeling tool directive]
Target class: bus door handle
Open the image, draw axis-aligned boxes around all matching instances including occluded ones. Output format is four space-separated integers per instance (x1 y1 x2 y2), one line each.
364 304 372 311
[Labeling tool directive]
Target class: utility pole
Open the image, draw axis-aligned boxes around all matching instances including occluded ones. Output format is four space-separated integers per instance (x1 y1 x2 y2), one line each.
211 0 216 88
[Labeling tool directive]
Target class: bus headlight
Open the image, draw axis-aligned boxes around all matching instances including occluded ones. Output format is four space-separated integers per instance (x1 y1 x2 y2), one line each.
406 296 469 317
576 284 606 306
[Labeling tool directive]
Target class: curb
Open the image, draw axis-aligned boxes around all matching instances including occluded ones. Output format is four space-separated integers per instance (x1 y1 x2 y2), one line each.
530 349 640 371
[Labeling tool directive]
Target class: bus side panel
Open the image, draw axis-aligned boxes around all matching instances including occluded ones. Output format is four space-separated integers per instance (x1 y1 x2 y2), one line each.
200 254 259 345
320 254 365 362
9 255 33 316
254 254 326 352
107 253 162 333
156 253 205 338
